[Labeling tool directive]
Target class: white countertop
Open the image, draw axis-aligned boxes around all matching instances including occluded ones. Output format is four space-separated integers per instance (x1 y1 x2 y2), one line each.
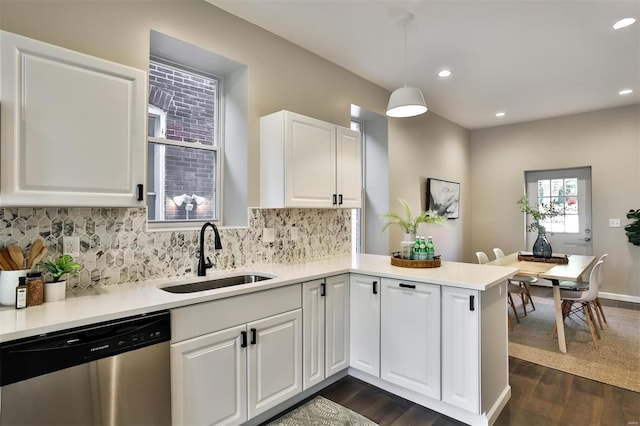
0 254 517 343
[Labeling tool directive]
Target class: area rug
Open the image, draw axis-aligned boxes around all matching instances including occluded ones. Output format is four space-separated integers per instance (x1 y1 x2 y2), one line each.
267 396 378 426
508 295 640 392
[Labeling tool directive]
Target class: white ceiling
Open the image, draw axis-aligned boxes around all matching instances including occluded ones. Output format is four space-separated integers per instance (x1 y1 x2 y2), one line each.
209 0 640 129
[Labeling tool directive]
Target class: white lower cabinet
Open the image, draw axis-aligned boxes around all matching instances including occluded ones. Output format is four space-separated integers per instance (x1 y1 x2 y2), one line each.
349 274 380 377
441 286 480 413
381 278 441 399
170 285 302 426
171 325 247 426
302 274 350 390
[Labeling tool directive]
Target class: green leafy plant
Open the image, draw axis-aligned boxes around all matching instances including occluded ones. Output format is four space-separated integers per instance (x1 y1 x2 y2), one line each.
625 209 640 246
380 198 446 234
39 254 82 282
517 194 563 232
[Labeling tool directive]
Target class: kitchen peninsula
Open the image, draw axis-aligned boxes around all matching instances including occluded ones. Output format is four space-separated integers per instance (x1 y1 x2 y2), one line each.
0 254 517 426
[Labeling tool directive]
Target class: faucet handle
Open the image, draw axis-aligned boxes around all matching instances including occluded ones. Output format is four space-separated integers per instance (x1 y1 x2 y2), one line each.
205 257 213 269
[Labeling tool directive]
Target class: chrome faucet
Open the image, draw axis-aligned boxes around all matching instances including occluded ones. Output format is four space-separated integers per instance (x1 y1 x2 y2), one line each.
197 222 222 276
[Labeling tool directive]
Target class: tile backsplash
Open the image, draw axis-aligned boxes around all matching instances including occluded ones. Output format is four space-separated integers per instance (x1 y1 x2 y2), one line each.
0 207 351 289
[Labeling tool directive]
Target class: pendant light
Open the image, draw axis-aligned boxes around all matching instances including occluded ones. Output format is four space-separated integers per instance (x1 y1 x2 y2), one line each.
386 13 428 118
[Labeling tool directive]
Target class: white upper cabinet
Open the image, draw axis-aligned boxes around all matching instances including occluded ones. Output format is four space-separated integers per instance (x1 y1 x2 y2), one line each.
0 31 146 207
260 110 361 208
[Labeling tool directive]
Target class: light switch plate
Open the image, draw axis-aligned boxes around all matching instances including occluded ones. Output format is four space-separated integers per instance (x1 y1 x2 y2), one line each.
263 228 275 243
609 219 621 228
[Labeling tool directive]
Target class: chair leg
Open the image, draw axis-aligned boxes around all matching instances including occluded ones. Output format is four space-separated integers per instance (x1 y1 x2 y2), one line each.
582 303 599 349
587 303 601 339
523 282 535 311
591 300 605 330
595 297 607 324
507 312 513 331
508 293 520 323
519 292 527 317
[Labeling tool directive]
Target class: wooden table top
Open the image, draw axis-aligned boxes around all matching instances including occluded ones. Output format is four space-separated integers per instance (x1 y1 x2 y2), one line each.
487 252 596 282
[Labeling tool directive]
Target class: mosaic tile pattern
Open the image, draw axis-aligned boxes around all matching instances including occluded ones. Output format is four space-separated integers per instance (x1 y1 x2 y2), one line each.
0 208 351 289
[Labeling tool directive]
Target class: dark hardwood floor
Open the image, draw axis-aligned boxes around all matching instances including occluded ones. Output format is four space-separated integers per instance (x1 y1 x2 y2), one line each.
316 358 640 425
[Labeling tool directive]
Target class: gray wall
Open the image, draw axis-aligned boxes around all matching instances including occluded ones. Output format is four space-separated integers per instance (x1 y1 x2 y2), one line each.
470 105 640 300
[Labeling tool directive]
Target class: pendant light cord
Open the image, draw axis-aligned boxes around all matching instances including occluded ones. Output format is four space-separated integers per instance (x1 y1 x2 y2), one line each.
403 20 407 87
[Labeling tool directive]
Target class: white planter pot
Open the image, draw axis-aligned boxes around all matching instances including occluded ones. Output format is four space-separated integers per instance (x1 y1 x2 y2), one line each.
45 280 66 302
0 270 28 306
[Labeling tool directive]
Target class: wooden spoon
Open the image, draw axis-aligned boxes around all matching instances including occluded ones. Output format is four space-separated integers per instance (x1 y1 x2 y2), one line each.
30 247 48 269
0 248 18 270
26 239 45 269
0 250 13 270
7 245 24 270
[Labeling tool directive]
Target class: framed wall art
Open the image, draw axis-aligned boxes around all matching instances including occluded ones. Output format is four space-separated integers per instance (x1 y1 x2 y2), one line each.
427 178 460 219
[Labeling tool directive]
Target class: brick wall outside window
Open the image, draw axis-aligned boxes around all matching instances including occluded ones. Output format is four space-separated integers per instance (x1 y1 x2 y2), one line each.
148 61 217 221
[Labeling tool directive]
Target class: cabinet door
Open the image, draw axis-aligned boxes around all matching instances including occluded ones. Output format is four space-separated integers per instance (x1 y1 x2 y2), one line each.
247 309 302 418
381 279 440 399
0 31 145 207
302 279 325 390
325 274 350 377
336 127 362 208
171 325 247 426
441 286 480 413
285 112 336 208
349 274 380 377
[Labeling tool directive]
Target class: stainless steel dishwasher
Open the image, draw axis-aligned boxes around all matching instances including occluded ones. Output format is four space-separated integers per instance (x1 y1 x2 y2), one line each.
0 310 171 426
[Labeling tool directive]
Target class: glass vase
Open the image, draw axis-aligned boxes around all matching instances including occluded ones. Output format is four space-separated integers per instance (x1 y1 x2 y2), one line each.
533 226 553 258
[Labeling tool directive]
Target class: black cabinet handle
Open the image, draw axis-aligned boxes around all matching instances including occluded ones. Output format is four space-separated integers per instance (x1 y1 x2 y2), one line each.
339 194 343 205
240 331 247 348
136 184 144 201
470 295 475 311
399 283 416 289
332 194 337 205
250 328 257 345
373 280 378 294
320 283 326 297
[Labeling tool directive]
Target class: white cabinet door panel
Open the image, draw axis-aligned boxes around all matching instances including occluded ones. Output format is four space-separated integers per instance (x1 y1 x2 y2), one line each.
381 279 440 399
248 309 302 418
349 274 380 377
0 31 145 206
441 286 480 413
336 127 361 208
171 325 247 426
325 274 350 376
302 280 325 390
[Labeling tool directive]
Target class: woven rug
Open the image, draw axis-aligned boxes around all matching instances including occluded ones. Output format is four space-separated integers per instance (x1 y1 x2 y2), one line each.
267 396 378 426
508 295 640 392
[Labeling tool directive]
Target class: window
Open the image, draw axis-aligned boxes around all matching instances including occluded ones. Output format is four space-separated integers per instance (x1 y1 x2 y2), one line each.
147 59 221 225
535 177 579 233
351 120 364 253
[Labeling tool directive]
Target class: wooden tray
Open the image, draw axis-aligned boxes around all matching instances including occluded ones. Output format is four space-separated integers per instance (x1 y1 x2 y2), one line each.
391 253 441 268
517 252 569 264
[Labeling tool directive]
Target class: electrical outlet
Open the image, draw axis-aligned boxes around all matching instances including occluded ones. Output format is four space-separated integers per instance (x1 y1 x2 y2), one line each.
63 236 80 256
609 219 621 228
263 228 275 243
290 226 298 241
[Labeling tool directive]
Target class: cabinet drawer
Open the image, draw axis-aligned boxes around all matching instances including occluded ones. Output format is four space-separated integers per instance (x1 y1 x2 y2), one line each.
171 284 301 342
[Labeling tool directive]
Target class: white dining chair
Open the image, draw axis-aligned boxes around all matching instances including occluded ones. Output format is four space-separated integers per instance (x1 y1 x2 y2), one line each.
552 260 605 349
493 247 537 314
559 253 608 328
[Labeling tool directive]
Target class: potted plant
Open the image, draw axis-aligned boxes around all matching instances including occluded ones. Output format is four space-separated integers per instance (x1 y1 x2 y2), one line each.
625 209 640 246
380 199 445 258
517 194 563 258
39 254 82 302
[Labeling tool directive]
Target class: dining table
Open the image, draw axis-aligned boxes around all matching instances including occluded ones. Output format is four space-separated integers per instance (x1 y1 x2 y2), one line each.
487 252 596 353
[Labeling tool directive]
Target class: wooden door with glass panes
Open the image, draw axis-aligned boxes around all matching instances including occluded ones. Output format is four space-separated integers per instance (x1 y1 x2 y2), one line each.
525 167 592 255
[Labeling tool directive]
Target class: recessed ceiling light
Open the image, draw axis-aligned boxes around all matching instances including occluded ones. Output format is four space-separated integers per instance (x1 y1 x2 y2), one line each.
619 89 634 95
613 17 636 30
438 69 451 78
495 112 506 117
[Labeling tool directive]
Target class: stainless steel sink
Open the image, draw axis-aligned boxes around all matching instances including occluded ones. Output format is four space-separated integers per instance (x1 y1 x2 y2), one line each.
161 274 273 294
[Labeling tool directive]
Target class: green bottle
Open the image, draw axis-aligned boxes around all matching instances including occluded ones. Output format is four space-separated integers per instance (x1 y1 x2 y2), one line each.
413 237 421 260
426 236 435 260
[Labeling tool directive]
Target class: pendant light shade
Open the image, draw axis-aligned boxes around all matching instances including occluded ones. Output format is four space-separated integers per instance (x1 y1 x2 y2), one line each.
386 13 428 118
386 86 428 118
